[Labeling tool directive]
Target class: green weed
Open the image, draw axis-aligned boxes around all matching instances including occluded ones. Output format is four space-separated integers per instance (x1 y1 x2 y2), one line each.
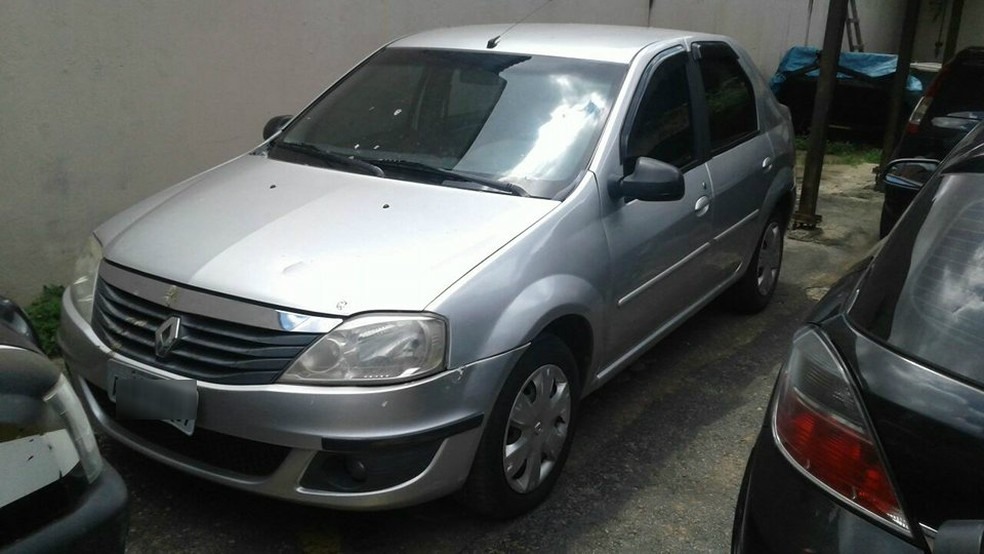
25 285 65 357
794 136 881 166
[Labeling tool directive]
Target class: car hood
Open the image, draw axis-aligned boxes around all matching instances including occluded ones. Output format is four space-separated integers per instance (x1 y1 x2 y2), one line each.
100 155 558 316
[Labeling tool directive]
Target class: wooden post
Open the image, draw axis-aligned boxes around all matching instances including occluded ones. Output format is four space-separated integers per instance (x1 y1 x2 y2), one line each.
943 0 965 62
793 0 850 229
879 0 922 169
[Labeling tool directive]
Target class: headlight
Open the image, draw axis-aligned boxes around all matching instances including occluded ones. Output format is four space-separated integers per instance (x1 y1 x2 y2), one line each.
44 374 104 482
280 314 447 384
70 235 103 322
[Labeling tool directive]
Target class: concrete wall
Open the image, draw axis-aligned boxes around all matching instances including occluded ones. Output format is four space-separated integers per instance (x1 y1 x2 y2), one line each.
0 0 647 304
0 0 913 305
913 0 984 62
648 0 907 76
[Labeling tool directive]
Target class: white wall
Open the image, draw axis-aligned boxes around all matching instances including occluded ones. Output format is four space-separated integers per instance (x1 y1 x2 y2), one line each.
0 0 916 305
913 0 984 62
0 0 647 304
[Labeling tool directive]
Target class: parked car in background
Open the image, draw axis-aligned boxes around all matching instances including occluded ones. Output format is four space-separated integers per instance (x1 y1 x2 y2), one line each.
879 46 984 237
0 296 127 552
734 122 984 553
59 24 794 517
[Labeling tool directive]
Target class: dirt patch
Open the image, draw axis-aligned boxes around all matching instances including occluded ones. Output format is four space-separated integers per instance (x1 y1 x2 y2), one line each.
782 153 883 291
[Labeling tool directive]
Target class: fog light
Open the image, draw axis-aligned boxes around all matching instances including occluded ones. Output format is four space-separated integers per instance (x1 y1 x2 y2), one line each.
345 456 367 482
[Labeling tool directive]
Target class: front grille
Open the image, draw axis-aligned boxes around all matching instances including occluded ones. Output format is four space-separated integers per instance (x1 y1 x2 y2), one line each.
92 280 320 385
90 384 290 477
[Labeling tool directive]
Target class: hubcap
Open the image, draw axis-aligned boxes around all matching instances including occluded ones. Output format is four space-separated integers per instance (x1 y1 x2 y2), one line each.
756 221 783 296
503 364 571 494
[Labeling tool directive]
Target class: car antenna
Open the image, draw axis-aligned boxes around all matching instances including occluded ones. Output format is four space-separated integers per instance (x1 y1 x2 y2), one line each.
487 0 554 49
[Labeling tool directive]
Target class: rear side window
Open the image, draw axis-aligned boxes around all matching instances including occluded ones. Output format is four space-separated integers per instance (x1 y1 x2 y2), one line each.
697 49 757 153
927 58 984 117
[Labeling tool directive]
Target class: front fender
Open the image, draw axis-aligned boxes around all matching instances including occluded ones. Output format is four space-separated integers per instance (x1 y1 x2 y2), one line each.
483 274 604 364
427 172 610 369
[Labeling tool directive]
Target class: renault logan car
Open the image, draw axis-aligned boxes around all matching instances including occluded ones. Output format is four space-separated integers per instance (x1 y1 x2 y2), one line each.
733 123 984 552
1 297 127 552
59 24 794 517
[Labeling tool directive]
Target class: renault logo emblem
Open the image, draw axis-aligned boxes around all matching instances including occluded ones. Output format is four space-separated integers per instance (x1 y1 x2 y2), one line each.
155 316 182 358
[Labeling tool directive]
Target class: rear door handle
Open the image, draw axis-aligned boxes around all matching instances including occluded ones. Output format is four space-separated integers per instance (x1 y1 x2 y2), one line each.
762 157 774 173
695 195 710 217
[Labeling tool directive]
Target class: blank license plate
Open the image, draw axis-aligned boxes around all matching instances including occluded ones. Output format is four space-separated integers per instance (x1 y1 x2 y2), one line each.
106 360 198 436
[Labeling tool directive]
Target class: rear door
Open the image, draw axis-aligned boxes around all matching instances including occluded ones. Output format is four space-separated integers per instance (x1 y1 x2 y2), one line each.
694 42 775 285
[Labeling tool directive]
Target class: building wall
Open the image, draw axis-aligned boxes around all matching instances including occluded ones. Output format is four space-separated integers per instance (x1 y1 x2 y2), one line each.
0 0 914 305
913 0 984 63
0 0 647 304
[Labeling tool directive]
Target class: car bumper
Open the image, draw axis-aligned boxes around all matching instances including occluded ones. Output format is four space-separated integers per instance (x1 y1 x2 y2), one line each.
733 428 924 553
58 291 523 510
7 464 128 554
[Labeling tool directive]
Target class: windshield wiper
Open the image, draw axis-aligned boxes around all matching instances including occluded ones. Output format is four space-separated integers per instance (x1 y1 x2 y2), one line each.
372 159 529 197
273 141 384 177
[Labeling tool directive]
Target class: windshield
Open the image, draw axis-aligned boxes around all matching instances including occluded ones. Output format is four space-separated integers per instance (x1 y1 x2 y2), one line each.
849 142 984 384
270 48 626 199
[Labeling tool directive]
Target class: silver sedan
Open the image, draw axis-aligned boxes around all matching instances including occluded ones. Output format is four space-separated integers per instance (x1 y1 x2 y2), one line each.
59 23 794 517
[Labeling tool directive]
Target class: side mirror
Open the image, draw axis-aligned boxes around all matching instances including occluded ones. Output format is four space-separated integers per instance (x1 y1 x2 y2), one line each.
263 114 294 141
879 158 940 190
611 157 685 202
0 296 41 349
934 520 984 554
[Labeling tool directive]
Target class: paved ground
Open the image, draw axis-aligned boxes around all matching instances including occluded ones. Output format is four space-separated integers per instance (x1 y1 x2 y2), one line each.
97 160 883 553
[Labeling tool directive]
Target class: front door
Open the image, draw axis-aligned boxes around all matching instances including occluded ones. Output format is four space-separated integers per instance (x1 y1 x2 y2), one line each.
602 48 715 360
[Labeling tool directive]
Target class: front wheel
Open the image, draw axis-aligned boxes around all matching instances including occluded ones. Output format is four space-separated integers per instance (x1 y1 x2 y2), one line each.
725 212 785 314
457 334 580 518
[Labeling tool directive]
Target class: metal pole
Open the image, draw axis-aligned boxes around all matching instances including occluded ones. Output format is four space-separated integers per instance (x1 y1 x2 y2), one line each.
880 0 922 168
793 0 850 228
943 0 965 61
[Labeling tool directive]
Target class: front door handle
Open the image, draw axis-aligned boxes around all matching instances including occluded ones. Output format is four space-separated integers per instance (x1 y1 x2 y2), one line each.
695 195 710 217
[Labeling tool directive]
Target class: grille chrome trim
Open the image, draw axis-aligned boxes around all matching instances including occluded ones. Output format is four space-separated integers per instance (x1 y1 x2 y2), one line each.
92 274 323 385
99 261 342 333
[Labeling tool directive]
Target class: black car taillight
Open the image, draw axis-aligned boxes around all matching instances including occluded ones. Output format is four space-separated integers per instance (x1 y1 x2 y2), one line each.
906 64 951 134
772 327 911 536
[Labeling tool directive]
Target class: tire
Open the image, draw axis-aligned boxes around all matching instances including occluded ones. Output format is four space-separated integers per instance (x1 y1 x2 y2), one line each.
725 211 785 314
457 334 580 518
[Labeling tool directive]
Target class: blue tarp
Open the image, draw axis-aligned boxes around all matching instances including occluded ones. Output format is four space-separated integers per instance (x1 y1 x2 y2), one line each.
770 46 923 94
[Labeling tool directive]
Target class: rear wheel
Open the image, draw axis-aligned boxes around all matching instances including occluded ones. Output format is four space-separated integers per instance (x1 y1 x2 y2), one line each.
726 212 785 313
457 334 579 518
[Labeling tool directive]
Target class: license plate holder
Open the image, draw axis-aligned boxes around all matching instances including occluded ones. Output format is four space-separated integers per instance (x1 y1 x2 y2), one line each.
106 360 198 436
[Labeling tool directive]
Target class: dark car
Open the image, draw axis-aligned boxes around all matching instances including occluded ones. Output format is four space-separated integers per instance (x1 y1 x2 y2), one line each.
734 122 984 553
0 297 127 552
879 46 984 237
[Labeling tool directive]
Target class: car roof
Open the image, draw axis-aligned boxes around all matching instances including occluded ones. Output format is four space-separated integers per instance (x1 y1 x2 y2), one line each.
389 24 726 64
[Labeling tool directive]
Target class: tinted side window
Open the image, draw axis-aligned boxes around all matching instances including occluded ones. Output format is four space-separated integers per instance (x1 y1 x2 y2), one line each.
626 53 695 169
698 53 757 152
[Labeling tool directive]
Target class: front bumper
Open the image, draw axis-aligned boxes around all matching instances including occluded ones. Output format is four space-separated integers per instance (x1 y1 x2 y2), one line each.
59 290 523 510
734 428 924 553
7 464 128 554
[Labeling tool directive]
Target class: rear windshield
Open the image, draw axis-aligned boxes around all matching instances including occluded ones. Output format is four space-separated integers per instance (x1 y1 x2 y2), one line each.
849 161 984 383
928 58 984 117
